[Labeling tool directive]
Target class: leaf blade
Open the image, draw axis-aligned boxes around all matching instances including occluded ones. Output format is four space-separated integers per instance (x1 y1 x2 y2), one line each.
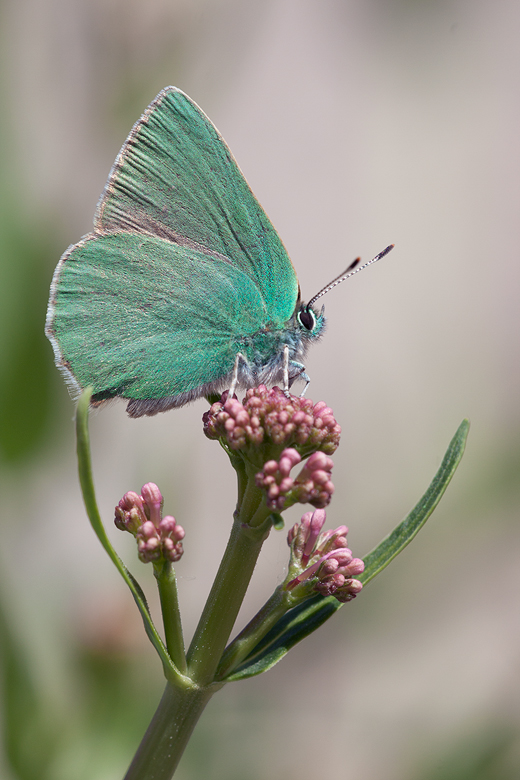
360 418 470 586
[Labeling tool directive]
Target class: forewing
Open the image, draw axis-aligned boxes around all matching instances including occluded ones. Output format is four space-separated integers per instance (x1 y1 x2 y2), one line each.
95 87 298 323
47 232 266 403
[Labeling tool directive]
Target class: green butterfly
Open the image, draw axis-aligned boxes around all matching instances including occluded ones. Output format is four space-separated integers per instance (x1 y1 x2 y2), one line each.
46 87 391 417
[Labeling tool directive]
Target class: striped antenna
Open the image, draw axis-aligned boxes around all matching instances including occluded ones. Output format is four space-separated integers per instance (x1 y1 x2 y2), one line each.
306 244 394 309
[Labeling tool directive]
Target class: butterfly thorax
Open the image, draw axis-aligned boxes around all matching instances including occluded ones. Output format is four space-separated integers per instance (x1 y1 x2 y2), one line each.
234 305 325 388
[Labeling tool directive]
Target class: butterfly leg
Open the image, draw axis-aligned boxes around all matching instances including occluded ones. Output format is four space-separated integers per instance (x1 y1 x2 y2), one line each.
289 368 311 398
297 371 311 397
283 348 311 397
282 345 290 395
288 360 310 396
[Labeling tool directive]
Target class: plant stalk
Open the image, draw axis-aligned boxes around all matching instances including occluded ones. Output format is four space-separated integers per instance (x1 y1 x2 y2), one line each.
154 562 186 674
186 510 271 685
122 682 217 780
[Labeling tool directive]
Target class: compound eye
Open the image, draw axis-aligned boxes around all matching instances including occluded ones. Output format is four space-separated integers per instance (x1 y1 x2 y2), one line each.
297 307 316 331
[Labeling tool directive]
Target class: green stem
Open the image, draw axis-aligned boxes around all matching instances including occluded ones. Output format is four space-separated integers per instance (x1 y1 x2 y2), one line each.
228 451 248 506
216 587 292 680
237 462 266 527
75 388 182 685
186 513 271 685
154 562 186 675
123 681 218 780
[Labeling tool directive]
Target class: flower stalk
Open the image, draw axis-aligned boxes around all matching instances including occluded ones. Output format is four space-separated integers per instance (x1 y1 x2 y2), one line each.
186 512 272 685
123 683 217 780
154 562 186 675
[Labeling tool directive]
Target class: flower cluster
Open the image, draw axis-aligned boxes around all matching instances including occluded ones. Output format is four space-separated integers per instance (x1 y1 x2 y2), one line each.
255 448 335 510
203 385 341 456
285 509 364 603
114 483 185 564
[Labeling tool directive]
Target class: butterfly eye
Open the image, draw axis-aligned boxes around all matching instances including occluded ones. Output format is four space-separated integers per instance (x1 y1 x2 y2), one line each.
297 307 316 331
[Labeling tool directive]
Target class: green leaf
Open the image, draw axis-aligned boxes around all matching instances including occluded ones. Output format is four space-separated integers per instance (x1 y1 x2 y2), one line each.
223 419 470 681
270 512 285 530
360 418 470 586
75 389 183 685
223 595 337 681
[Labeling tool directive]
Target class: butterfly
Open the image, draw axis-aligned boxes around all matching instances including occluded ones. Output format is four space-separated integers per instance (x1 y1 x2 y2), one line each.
46 86 392 417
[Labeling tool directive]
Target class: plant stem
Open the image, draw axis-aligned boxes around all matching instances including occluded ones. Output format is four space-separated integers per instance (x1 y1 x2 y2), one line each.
123 681 217 780
186 511 271 685
154 562 186 674
237 461 266 527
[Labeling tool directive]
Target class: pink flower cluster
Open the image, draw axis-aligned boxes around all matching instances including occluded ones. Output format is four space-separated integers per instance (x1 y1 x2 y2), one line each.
285 509 364 603
255 448 335 510
114 483 185 564
203 385 341 455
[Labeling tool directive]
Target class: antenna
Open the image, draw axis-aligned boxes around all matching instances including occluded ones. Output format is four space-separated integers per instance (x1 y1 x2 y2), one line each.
306 244 394 310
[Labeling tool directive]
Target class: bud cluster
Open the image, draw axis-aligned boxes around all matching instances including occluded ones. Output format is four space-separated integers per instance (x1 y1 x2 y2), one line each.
255 448 335 510
114 483 185 564
285 509 364 603
203 385 341 455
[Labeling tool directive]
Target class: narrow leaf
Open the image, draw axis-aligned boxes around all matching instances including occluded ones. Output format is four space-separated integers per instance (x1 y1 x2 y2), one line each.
224 419 469 681
360 418 470 585
75 388 181 684
224 595 337 681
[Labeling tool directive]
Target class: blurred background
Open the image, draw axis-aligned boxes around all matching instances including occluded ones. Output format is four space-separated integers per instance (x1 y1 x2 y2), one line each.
1 0 519 778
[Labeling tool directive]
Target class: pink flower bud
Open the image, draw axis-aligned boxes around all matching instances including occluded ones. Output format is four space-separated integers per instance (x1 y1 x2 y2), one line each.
328 549 353 566
278 449 301 475
159 516 177 535
114 492 147 533
139 520 157 540
114 506 127 531
119 491 144 513
290 509 327 563
141 483 163 527
321 558 340 576
344 558 365 577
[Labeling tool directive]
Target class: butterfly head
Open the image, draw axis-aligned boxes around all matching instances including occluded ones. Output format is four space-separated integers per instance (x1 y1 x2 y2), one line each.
296 302 326 342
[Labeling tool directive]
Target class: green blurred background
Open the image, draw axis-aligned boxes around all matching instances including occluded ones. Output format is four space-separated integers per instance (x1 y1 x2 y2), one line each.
1 1 519 778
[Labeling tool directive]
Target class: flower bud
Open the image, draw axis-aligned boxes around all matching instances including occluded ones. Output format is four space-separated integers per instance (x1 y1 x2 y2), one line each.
285 509 364 604
141 482 163 527
114 484 184 565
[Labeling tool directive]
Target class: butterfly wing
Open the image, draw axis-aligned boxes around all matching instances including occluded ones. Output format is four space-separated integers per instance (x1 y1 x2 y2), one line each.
95 86 298 322
48 231 269 414
47 87 304 413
